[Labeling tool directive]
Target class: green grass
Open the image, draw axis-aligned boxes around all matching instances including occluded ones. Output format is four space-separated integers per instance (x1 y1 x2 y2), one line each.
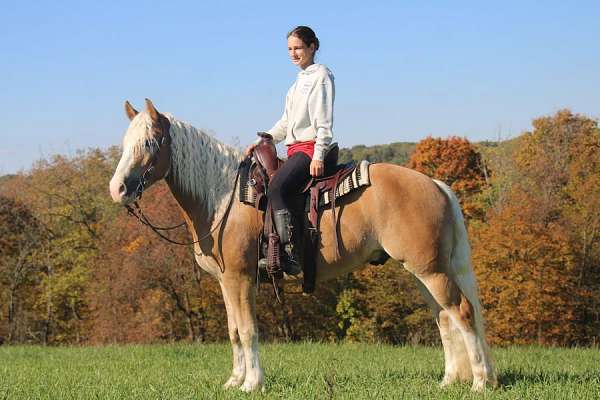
1 343 599 399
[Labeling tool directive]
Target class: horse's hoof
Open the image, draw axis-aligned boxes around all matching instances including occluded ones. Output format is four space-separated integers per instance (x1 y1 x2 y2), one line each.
471 379 486 392
439 373 459 388
470 375 498 392
439 379 452 389
223 376 244 389
240 380 264 393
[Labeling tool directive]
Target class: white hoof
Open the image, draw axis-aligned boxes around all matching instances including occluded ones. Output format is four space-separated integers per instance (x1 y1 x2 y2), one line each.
223 375 244 389
471 379 485 392
239 380 264 393
439 378 452 388
439 372 459 388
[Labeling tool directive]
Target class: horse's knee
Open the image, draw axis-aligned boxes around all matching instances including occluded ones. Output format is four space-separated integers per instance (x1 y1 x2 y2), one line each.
237 327 258 346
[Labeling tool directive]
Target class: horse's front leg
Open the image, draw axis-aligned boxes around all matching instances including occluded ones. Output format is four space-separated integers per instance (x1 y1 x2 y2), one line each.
220 281 246 389
222 275 264 392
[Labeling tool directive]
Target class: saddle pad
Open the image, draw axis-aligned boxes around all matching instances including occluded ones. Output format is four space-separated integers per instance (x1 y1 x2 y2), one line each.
318 160 371 207
239 160 371 208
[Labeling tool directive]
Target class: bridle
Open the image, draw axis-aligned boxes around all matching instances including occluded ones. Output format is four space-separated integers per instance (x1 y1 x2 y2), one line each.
124 132 189 238
134 135 171 201
123 121 245 252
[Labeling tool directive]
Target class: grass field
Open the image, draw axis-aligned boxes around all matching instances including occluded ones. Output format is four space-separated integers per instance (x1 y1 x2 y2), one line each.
1 343 599 399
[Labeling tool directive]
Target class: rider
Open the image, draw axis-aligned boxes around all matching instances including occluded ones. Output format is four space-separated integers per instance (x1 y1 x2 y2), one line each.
246 26 335 275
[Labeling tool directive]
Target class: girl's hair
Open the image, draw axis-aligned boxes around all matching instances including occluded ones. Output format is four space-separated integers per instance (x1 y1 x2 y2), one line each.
287 26 320 51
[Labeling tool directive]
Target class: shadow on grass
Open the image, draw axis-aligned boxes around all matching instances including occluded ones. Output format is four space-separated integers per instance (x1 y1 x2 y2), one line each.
498 369 599 387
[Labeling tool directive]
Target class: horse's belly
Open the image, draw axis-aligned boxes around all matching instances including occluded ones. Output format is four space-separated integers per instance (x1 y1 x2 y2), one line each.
314 189 381 282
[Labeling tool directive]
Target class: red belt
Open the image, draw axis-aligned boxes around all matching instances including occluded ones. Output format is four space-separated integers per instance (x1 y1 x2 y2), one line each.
287 141 315 159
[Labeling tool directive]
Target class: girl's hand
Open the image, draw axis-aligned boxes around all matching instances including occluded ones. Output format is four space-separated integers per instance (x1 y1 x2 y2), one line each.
245 143 257 157
310 159 324 177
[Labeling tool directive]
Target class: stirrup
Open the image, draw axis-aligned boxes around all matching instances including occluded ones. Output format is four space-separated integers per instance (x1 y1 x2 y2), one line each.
258 257 300 278
258 255 301 276
281 255 302 275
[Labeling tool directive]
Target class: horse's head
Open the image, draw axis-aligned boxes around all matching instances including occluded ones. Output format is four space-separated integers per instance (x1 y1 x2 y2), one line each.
109 99 172 204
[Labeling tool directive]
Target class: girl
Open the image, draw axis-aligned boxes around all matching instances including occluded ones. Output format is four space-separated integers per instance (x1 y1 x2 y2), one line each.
246 26 335 275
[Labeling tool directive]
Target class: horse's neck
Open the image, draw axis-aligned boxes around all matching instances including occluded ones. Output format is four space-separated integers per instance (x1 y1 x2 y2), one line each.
164 117 242 238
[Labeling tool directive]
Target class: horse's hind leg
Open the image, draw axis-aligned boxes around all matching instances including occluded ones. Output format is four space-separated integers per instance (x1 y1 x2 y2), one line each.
413 278 472 386
418 272 495 391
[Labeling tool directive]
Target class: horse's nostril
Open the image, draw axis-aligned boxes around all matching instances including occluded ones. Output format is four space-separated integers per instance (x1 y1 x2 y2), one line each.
109 178 129 202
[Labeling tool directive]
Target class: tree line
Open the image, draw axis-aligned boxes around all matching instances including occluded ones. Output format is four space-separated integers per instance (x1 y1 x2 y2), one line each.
0 109 598 346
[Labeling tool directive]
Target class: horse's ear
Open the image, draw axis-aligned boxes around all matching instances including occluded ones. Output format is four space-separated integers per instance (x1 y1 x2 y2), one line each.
125 101 138 121
145 98 160 123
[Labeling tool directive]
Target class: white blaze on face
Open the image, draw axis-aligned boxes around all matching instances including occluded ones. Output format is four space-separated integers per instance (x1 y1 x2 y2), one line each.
109 113 154 203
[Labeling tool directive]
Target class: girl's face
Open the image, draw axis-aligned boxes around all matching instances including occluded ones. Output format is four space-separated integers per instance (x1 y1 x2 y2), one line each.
288 35 315 69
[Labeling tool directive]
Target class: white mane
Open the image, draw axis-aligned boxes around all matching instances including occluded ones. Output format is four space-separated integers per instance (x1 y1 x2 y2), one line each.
167 114 243 214
123 112 243 217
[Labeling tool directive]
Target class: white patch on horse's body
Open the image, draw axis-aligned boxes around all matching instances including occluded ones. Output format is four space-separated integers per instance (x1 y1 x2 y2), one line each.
240 337 263 392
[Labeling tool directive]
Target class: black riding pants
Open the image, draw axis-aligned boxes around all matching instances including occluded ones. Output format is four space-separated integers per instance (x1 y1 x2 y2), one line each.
269 152 312 212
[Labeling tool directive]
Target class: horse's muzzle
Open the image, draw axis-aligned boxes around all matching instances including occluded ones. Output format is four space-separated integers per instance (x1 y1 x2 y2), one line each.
109 176 137 204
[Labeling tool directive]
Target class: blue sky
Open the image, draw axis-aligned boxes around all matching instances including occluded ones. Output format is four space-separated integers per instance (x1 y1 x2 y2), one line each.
1 1 599 174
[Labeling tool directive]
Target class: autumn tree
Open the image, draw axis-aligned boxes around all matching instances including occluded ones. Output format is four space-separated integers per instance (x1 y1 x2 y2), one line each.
0 195 47 343
472 110 600 345
408 136 488 221
1 116 597 346
88 179 230 344
333 261 439 345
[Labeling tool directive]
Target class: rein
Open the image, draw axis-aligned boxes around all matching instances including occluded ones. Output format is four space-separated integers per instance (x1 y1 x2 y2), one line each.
125 163 242 248
124 131 246 250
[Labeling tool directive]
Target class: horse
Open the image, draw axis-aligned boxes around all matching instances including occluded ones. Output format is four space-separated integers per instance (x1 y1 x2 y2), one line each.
109 99 497 392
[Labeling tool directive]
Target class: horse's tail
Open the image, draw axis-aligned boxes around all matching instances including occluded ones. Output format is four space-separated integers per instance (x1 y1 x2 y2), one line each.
433 180 494 378
433 180 483 329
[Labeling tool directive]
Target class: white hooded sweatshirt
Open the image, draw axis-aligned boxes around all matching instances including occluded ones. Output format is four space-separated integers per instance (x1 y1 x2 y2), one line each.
266 63 335 161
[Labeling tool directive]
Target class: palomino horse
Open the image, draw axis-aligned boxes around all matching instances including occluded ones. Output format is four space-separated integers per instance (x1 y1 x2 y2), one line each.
109 99 497 392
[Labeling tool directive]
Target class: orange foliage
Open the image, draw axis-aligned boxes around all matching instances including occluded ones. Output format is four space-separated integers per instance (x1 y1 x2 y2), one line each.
473 110 600 345
408 136 488 220
1 109 598 346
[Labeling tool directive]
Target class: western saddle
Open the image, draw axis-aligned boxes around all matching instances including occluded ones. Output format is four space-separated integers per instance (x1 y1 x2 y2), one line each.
243 132 362 294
